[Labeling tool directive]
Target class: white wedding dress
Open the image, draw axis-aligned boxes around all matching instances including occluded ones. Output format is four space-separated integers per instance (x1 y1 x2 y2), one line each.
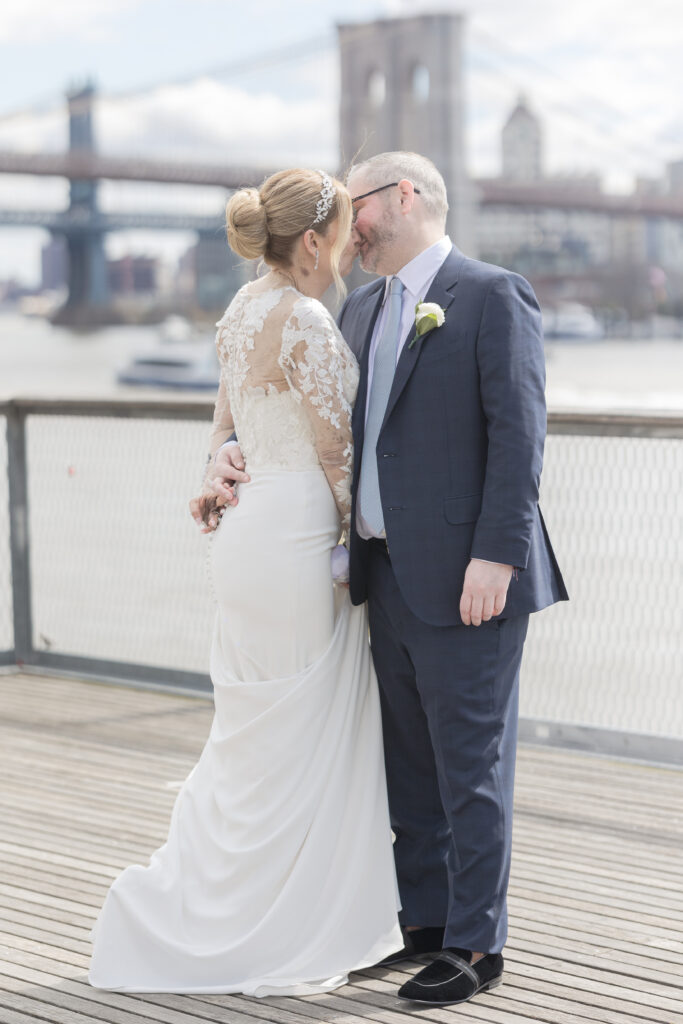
88 279 402 996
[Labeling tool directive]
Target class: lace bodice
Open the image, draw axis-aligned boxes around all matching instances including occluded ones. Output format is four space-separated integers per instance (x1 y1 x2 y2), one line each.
206 279 359 526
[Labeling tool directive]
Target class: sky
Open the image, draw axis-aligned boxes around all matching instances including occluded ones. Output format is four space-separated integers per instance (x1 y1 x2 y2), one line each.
1 0 682 283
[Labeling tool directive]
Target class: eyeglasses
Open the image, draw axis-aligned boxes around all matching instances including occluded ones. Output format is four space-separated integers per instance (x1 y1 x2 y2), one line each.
351 182 421 204
350 182 421 221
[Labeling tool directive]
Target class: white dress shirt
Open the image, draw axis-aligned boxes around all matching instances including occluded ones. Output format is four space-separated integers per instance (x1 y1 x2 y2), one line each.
357 236 452 539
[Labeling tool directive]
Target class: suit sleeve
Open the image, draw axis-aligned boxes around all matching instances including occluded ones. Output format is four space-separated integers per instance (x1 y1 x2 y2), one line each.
470 272 546 570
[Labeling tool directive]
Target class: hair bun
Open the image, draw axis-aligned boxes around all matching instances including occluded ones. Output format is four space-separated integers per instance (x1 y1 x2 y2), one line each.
225 187 268 260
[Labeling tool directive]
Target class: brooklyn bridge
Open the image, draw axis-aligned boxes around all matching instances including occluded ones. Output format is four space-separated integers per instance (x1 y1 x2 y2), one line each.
2 12 683 320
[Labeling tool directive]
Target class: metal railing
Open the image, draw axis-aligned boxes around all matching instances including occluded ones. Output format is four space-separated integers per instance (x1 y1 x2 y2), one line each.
2 399 682 764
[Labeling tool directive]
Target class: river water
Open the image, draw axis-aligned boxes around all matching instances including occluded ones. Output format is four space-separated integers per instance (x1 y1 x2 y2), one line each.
1 310 681 742
1 309 683 409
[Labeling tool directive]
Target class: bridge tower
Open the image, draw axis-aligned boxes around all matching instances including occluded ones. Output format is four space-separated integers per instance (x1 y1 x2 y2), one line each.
337 11 474 255
60 83 109 319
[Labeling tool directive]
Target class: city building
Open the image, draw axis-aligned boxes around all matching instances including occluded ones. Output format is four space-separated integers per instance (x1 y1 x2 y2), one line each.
178 236 253 313
501 94 542 182
107 255 157 296
476 96 683 317
41 237 67 292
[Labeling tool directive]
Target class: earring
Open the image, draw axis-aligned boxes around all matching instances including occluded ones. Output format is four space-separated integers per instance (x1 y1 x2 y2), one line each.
314 249 319 271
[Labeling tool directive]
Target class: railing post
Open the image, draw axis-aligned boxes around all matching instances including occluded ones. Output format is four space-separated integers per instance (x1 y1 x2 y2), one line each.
6 403 33 665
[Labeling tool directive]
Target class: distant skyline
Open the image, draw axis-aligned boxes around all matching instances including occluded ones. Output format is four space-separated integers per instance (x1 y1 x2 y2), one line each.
1 0 682 283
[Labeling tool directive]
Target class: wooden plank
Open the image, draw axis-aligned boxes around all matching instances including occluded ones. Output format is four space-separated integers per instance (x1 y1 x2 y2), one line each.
361 967 662 1024
0 962 263 1024
0 974 270 1024
2 672 683 1024
508 921 683 976
0 841 132 879
0 1007 57 1024
0 906 92 944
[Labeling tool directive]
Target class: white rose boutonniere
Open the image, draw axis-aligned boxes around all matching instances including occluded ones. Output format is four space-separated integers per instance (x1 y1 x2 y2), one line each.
409 300 446 348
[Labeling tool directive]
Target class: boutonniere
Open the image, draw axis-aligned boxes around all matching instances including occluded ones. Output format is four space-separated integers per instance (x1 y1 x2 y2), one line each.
409 300 446 348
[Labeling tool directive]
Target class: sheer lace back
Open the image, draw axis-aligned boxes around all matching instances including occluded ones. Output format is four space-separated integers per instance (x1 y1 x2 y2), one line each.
209 280 359 524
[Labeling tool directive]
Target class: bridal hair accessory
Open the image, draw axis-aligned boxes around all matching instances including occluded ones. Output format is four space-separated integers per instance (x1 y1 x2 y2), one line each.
409 300 446 348
312 170 336 225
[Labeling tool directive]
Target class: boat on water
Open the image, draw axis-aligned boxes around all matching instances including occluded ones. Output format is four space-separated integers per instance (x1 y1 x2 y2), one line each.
117 317 219 390
543 303 605 341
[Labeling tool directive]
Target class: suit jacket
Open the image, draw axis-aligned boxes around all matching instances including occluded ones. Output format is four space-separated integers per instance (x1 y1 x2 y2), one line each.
338 245 568 627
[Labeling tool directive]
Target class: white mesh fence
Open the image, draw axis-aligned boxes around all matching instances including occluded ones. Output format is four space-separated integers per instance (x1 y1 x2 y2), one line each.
522 432 683 738
26 412 214 673
0 417 12 654
2 406 682 741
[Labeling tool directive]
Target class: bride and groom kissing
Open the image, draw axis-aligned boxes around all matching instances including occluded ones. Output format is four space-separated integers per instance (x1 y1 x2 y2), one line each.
88 152 567 1007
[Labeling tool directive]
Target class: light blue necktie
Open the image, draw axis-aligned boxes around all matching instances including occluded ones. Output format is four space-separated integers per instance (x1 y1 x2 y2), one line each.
359 275 405 534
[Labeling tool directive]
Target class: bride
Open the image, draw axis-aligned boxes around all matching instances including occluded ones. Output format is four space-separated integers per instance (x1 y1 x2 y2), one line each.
88 168 403 996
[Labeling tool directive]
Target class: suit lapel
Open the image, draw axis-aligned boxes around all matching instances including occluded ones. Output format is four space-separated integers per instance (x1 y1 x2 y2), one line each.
381 247 465 430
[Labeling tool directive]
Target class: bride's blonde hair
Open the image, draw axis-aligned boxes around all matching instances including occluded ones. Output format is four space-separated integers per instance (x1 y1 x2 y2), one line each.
225 169 352 301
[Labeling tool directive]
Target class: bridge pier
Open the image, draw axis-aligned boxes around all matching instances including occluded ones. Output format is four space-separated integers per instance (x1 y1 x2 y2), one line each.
58 230 109 320
53 83 115 325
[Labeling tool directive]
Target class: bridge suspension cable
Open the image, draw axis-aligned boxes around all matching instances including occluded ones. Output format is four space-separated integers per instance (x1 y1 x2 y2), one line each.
0 32 334 125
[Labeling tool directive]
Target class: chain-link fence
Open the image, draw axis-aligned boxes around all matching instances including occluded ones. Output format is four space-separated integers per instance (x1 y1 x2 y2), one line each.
2 400 682 760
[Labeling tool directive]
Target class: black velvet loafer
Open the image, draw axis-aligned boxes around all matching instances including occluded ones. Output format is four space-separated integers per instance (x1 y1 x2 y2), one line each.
377 926 446 966
397 948 504 1005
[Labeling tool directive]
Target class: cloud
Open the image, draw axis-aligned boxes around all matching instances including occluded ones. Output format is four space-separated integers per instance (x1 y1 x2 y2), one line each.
2 0 681 189
2 0 683 282
97 77 338 168
383 0 683 184
0 0 141 44
0 77 338 245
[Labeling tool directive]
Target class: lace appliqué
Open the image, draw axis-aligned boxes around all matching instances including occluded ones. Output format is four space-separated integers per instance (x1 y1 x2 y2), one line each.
210 285 358 527
281 297 358 527
215 288 283 391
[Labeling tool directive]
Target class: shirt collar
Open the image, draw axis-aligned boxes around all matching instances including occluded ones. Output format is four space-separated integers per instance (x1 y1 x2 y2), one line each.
383 236 452 303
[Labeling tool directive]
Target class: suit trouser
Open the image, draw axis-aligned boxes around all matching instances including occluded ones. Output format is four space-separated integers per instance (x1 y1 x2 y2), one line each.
367 541 529 954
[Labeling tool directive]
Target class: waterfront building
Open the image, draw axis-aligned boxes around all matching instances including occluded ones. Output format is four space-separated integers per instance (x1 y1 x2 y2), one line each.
501 94 543 182
41 237 68 292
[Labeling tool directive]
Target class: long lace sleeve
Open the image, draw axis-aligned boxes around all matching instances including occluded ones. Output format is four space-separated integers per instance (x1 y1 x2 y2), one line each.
203 374 235 485
280 299 358 528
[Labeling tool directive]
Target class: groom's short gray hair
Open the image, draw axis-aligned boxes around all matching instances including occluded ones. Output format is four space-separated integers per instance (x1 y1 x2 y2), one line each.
347 152 449 224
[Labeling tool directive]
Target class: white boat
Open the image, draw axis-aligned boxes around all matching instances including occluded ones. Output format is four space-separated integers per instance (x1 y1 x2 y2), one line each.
117 339 219 390
543 304 604 341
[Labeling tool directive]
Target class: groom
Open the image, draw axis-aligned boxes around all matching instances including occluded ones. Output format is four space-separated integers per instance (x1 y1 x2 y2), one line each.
209 151 567 1006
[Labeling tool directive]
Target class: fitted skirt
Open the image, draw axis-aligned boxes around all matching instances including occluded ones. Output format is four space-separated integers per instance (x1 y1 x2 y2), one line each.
88 467 401 995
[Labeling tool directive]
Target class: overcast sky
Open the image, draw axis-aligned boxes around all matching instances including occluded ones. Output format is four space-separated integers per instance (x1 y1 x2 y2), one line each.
1 0 682 282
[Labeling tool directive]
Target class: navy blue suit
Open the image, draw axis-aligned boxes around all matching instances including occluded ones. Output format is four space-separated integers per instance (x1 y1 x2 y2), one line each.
338 246 567 952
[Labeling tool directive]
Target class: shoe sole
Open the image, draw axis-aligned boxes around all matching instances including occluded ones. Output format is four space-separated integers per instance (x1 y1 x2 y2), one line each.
398 974 503 1005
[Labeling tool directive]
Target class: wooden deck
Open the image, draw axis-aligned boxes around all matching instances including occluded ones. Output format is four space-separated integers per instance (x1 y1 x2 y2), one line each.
1 671 682 1024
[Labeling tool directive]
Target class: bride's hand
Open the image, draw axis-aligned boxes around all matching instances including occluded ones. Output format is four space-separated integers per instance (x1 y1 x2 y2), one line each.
190 490 227 533
190 444 250 531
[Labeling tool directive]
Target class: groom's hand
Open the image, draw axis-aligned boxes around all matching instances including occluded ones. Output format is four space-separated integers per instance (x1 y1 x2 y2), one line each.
460 558 513 626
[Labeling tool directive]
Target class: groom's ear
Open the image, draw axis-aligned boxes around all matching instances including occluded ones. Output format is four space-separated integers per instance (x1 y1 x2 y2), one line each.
396 179 417 215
